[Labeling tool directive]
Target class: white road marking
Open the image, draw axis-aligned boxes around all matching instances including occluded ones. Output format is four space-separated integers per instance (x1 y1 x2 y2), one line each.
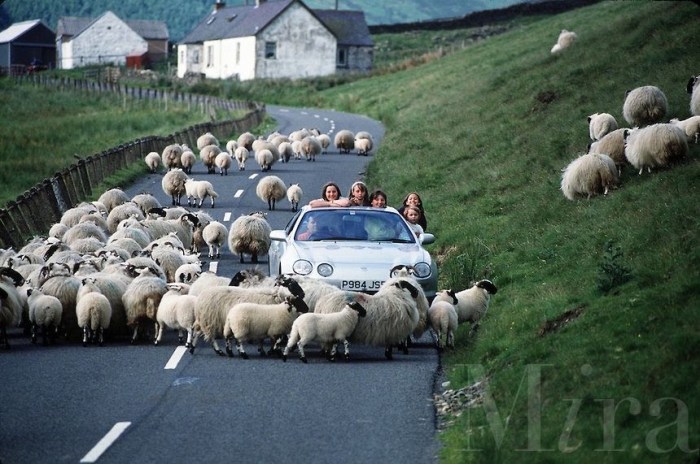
164 346 188 370
301 111 308 115
234 189 244 198
248 173 258 180
314 114 320 118
209 261 218 273
224 212 231 221
80 422 131 463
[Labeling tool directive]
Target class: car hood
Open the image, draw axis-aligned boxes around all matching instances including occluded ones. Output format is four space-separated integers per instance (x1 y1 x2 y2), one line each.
291 240 431 266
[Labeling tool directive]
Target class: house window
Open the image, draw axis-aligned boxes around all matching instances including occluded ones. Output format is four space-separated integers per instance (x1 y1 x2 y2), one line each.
206 45 214 67
337 47 348 68
192 50 200 64
265 41 276 59
236 42 240 65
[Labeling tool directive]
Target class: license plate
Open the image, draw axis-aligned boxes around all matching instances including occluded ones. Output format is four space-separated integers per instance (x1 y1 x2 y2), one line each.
341 280 385 291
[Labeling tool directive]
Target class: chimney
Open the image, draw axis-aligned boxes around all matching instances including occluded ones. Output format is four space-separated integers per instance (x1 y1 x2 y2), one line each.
214 0 226 12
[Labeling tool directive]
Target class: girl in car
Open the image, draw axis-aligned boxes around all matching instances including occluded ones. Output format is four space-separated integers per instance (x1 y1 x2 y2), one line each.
347 181 371 206
309 182 351 208
398 192 427 230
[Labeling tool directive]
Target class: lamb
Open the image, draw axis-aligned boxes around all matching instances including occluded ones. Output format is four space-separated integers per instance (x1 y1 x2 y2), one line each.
227 212 271 263
301 136 322 162
624 123 689 175
196 132 219 150
214 151 232 176
200 144 222 174
256 175 287 211
669 116 700 144
560 153 619 200
144 151 161 173
26 285 62 345
588 128 629 175
161 169 189 206
427 300 458 352
0 267 25 349
98 188 130 213
184 178 218 208
588 113 618 141
222 295 310 358
122 266 168 343
622 85 668 127
286 183 303 212
162 144 184 171
334 129 355 154
255 148 275 172
354 137 372 156
155 283 196 347
687 75 700 116
433 279 498 328
180 149 196 174
233 146 249 171
190 275 305 356
201 220 228 258
76 277 112 346
317 133 331 154
550 29 577 54
283 301 366 363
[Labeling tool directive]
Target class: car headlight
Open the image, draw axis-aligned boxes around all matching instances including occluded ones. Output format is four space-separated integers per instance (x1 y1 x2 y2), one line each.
317 263 333 277
292 260 313 275
413 262 432 278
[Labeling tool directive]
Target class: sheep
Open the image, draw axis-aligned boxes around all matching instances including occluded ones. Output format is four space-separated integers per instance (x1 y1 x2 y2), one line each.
144 151 161 173
122 265 168 343
624 123 689 175
190 210 214 254
687 74 700 116
161 169 189 206
180 149 196 175
427 300 458 352
149 246 199 283
190 275 305 356
188 271 230 296
223 294 310 358
291 140 303 160
200 144 222 174
174 262 201 284
35 263 83 340
317 133 331 154
588 128 629 175
237 131 255 151
550 29 577 54
60 203 98 228
252 139 280 161
588 113 618 141
256 175 287 211
385 266 431 342
560 153 619 200
669 116 700 144
228 211 271 263
196 132 219 150
225 139 238 154
202 220 228 259
0 267 25 349
286 183 303 212
141 214 198 255
78 211 109 235
277 141 293 163
354 137 372 156
214 151 232 176
283 301 366 363
622 85 668 127
48 223 69 241
62 222 108 247
255 148 275 172
98 188 130 213
334 129 355 154
162 144 184 171
433 280 498 329
233 146 249 171
301 136 322 162
155 283 196 347
76 277 112 346
184 179 218 208
131 193 162 217
289 128 311 142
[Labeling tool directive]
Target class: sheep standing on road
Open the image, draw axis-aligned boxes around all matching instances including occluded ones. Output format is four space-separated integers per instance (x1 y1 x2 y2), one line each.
155 283 196 347
197 132 219 151
185 178 218 208
26 287 63 346
287 183 303 212
228 212 271 264
202 220 228 259
162 144 184 171
334 129 355 154
122 266 168 344
200 144 222 174
256 175 287 211
76 277 112 346
162 169 189 206
215 151 233 176
427 300 458 352
301 136 322 162
233 146 249 171
255 149 275 172
145 152 161 173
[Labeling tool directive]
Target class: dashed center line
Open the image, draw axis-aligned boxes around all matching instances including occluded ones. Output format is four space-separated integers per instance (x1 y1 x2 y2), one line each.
234 189 244 198
165 346 188 370
209 261 219 273
80 422 131 463
223 212 232 221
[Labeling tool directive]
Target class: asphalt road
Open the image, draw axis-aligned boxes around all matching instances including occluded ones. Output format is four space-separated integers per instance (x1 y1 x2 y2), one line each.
0 105 442 464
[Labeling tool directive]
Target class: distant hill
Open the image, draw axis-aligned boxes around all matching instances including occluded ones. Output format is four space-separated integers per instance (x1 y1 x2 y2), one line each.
0 0 526 43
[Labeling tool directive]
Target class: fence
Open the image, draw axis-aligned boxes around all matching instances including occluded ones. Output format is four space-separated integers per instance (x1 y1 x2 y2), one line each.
0 78 266 249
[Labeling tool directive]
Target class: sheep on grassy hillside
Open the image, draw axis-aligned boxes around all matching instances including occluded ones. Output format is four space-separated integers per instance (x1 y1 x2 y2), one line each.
622 85 668 127
561 153 619 200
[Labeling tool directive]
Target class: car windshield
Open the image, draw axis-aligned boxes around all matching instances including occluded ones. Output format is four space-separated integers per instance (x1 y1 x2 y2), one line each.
294 209 415 243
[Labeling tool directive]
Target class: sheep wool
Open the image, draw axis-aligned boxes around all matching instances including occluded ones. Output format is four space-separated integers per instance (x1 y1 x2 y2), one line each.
561 153 619 200
156 283 196 347
550 29 577 54
622 85 668 127
144 152 161 173
286 183 303 212
301 136 322 162
237 132 255 151
334 129 355 154
162 144 184 171
687 75 700 116
200 144 222 174
428 300 457 352
256 175 287 211
624 123 689 175
98 188 130 213
196 132 219 151
588 128 629 174
180 150 196 175
317 133 331 154
76 277 112 346
184 179 218 208
122 266 168 343
234 146 249 171
214 151 233 176
227 212 271 263
161 169 189 206
26 287 63 345
669 116 700 144
588 113 618 141
201 220 228 259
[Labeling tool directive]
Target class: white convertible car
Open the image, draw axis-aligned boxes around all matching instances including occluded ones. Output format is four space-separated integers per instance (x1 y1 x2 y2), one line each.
268 206 438 298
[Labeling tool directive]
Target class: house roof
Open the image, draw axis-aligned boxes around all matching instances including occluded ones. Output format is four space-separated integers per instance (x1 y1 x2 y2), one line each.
56 11 169 40
314 10 373 47
180 0 333 45
0 19 54 44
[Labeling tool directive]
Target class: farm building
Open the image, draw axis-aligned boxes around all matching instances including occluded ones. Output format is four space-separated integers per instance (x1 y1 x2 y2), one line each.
56 11 169 70
177 0 373 81
0 19 56 75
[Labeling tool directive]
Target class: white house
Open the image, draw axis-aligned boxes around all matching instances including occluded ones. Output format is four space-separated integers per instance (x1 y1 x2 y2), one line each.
178 0 373 81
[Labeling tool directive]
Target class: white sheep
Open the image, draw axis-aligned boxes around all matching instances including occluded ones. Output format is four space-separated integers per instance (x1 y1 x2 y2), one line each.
141 213 198 250
122 266 168 344
277 141 294 163
286 183 303 212
97 188 130 213
227 212 271 264
233 146 249 171
588 128 629 175
283 301 366 363
237 131 255 151
222 294 310 358
184 179 218 208
622 85 668 127
291 140 303 160
155 283 196 347
35 263 82 339
202 220 228 259
162 144 184 171
174 262 201 284
200 144 222 174
188 271 230 296
561 152 619 200
317 133 331 154
161 169 189 206
256 175 287 211
225 139 238 154
301 136 322 162
196 132 219 150
334 129 355 154
190 275 305 356
588 113 618 141
76 277 112 346
624 123 689 175
669 116 700 144
255 148 275 172
0 267 26 348
25 287 62 345
180 149 196 175
149 246 199 283
106 202 145 234
433 279 498 327
144 151 161 173
354 137 372 156
131 193 162 217
550 29 577 54
214 151 233 176
687 74 700 116
427 300 458 352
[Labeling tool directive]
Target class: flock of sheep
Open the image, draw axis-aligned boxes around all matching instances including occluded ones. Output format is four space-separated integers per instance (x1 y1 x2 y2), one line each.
551 30 699 201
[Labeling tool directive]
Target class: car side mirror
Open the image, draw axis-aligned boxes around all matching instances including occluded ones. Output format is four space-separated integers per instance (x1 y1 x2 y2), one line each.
420 233 435 245
270 230 287 241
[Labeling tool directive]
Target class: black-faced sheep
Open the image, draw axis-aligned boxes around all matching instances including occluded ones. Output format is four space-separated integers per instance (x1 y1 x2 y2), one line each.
561 153 619 200
588 113 618 141
433 280 498 328
131 193 162 217
622 85 668 128
161 169 189 206
624 123 689 175
256 175 287 211
227 212 271 264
